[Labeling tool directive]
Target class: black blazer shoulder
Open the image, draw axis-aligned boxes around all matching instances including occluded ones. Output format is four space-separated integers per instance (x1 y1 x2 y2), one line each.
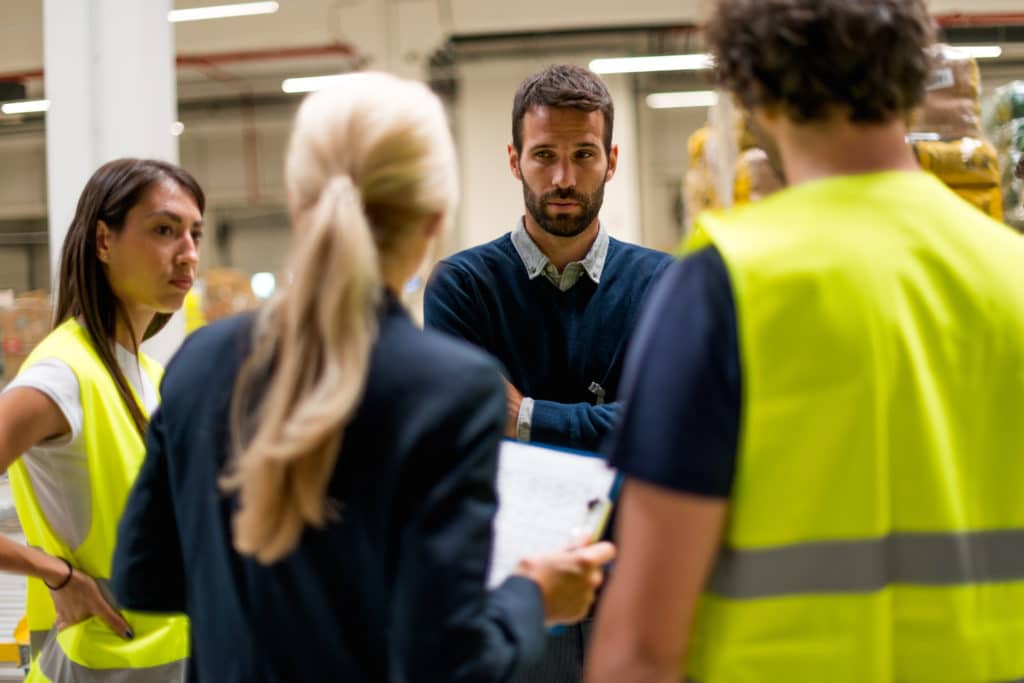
161 296 504 419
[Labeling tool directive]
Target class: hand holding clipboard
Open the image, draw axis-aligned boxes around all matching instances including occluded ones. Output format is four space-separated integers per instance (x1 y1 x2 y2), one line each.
489 441 619 626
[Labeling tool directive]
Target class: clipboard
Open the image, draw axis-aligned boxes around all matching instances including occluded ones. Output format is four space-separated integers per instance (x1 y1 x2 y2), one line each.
487 440 619 588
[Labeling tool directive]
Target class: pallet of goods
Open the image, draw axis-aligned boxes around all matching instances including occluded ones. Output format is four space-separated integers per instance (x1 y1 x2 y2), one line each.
0 292 52 383
983 81 1024 231
910 45 1003 222
682 107 783 234
199 268 260 324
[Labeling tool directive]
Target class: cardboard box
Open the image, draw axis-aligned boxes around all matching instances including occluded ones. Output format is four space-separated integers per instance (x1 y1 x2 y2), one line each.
201 269 259 323
1 292 53 381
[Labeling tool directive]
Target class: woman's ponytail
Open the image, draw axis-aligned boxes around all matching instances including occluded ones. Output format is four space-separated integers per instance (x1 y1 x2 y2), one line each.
225 174 379 563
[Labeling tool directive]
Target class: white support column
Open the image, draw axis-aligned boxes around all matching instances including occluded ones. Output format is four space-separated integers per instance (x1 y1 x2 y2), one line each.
454 57 641 254
44 0 184 363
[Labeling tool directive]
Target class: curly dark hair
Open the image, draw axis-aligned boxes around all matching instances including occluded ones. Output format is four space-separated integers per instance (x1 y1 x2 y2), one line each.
512 64 614 154
706 0 935 123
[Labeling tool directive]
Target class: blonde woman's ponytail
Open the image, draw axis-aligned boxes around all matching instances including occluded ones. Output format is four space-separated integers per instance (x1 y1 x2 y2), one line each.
226 174 379 563
224 72 457 565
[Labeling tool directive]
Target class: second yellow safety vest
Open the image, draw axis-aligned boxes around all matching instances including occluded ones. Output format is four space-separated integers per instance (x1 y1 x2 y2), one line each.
8 318 189 682
684 171 1024 682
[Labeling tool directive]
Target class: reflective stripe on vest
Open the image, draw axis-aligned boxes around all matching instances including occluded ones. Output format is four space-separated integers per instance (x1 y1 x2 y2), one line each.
708 529 1024 599
683 172 1024 682
8 319 189 679
33 629 185 683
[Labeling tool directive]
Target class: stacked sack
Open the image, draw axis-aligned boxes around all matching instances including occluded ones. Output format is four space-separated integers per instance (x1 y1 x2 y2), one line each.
734 147 784 205
910 45 1003 221
682 126 718 232
683 109 783 232
982 81 1024 231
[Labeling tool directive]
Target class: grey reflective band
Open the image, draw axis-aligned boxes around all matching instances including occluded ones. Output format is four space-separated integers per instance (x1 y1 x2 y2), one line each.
30 629 48 658
31 628 186 682
707 528 1024 600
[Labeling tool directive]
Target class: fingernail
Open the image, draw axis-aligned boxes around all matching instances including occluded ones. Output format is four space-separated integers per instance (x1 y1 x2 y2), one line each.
125 628 134 640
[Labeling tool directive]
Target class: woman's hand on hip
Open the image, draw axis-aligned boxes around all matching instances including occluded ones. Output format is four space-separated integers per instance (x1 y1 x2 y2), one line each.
50 566 133 640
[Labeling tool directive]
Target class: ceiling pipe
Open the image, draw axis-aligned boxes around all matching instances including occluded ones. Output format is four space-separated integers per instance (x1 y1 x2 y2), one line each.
935 12 1024 27
0 43 358 84
2 14 1024 85
176 43 356 69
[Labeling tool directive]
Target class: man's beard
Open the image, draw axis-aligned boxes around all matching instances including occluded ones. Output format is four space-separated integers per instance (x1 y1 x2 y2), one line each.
522 181 605 238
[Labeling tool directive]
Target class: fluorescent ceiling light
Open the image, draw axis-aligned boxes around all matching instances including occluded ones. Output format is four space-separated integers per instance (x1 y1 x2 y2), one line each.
646 90 718 110
282 74 348 94
1 99 50 115
590 54 712 75
947 45 1002 59
169 1 279 23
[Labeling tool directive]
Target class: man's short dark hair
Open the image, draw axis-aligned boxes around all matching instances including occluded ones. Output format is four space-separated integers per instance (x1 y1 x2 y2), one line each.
512 64 614 154
706 0 935 123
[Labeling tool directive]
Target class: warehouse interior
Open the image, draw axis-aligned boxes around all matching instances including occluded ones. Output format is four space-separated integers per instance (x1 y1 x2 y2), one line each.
0 1 1022 295
0 1 1021 678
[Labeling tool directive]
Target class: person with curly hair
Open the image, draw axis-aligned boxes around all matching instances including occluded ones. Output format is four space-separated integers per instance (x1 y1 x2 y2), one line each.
587 1 1024 681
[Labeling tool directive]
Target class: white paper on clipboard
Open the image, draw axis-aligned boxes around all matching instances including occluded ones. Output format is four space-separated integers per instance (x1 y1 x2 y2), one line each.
487 440 617 588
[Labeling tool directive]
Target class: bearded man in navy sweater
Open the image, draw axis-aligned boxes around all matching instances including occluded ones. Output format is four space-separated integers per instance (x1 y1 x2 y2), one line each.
425 64 671 455
425 62 671 683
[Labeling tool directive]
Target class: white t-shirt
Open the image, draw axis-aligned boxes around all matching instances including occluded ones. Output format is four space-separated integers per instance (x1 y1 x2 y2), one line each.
2 341 158 552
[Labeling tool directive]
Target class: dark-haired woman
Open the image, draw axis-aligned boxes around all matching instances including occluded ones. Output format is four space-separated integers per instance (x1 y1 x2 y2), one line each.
0 158 203 682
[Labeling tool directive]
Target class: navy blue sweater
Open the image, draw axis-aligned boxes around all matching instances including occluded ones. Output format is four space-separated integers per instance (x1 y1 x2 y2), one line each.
425 232 672 451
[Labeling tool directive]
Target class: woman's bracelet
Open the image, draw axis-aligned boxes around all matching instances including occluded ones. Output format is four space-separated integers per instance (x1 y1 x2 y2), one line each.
44 557 74 591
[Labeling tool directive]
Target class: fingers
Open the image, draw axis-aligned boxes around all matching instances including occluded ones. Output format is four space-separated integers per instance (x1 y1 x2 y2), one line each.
89 581 133 640
503 379 523 401
571 541 616 591
96 602 133 640
575 541 617 567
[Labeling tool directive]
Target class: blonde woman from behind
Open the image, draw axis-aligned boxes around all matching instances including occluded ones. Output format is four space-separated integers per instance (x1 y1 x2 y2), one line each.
111 72 615 683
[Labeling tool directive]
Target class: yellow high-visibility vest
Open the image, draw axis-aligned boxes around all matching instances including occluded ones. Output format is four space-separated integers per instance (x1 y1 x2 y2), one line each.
685 171 1024 682
8 319 188 682
183 288 206 334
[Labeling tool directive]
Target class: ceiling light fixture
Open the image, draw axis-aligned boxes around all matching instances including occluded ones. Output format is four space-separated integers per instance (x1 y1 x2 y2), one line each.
947 45 1003 59
1 99 50 115
169 1 279 24
281 74 348 94
646 90 719 110
590 54 712 75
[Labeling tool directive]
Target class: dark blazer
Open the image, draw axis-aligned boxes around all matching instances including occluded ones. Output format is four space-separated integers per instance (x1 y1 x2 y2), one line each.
111 292 545 682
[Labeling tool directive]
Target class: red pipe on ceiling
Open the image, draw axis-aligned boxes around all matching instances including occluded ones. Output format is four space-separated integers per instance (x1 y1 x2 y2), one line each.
0 43 357 83
935 12 1024 27
176 43 355 68
1 14 1023 85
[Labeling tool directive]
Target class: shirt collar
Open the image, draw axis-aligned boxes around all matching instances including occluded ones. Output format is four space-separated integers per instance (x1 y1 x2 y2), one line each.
510 217 609 285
